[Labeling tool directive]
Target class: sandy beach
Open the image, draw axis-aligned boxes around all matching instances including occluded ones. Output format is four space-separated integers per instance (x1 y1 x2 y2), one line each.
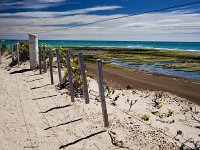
0 54 200 149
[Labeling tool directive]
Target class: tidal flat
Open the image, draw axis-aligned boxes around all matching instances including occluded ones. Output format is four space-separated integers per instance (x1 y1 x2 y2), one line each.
59 46 200 80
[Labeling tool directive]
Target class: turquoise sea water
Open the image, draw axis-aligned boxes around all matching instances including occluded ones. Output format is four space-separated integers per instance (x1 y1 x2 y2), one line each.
1 40 200 51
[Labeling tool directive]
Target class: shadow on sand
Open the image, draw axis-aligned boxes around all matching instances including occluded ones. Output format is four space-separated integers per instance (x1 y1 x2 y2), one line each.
59 131 106 149
9 69 31 74
44 118 82 130
27 78 44 82
30 84 50 90
40 104 72 113
32 94 57 101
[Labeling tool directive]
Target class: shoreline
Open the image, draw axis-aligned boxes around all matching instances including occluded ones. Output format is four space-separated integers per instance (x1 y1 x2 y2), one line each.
86 63 200 105
75 46 200 81
105 63 200 83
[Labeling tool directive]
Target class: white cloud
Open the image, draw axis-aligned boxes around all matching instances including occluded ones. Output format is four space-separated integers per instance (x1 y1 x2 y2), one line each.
0 9 200 41
0 6 122 18
0 0 67 10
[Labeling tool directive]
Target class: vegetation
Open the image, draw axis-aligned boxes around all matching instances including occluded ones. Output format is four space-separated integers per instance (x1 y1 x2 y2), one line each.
9 41 29 66
141 114 150 121
18 41 29 62
56 47 200 74
63 54 84 95
162 63 200 69
184 68 200 72
61 46 200 61
1 41 7 54
58 49 90 97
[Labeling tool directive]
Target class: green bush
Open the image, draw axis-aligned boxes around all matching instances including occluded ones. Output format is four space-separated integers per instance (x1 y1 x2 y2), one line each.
9 41 29 66
1 41 7 54
18 41 29 62
141 114 150 121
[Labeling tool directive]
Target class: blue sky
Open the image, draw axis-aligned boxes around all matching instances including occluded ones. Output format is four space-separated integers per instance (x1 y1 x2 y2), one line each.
0 0 200 41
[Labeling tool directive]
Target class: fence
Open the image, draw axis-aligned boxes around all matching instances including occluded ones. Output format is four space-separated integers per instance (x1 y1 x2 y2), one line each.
0 42 109 127
37 47 109 127
36 47 194 148
0 43 20 65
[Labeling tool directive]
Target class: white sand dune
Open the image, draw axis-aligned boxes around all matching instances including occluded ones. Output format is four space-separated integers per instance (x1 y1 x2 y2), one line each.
0 55 200 150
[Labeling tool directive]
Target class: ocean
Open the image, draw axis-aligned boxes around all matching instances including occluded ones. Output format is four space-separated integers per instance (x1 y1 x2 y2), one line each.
1 40 200 52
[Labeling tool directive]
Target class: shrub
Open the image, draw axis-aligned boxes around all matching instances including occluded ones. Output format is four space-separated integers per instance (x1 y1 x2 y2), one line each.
9 41 29 66
1 41 7 54
18 41 29 62
64 54 83 95
141 114 150 121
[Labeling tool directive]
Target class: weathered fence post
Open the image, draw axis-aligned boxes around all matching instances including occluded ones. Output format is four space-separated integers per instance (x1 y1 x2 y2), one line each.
97 59 109 127
66 52 75 102
17 43 20 66
78 53 89 104
43 46 47 73
56 49 62 86
49 50 54 85
11 44 14 63
39 47 42 74
29 34 38 70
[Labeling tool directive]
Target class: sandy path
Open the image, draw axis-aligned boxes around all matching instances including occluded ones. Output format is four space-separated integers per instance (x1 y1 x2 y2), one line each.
0 57 116 150
86 63 200 105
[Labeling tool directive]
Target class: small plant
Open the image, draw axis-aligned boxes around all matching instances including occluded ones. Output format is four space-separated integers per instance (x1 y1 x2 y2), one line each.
152 92 165 108
132 89 137 94
126 85 132 90
165 109 174 117
114 93 120 101
111 93 120 106
141 114 150 121
105 85 112 96
159 101 165 107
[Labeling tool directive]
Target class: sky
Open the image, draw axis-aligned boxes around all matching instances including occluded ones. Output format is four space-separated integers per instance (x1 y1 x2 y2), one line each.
0 0 200 41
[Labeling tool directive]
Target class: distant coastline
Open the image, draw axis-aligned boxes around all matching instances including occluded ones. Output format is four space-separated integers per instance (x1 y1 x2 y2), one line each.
1 40 200 52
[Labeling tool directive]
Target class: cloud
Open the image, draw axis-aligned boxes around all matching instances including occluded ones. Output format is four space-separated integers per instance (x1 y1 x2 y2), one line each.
0 6 122 18
0 9 200 41
0 0 67 10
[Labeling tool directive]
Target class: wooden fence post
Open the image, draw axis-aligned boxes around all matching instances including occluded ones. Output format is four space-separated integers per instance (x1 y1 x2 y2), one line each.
56 49 63 86
78 53 89 104
66 52 75 102
43 47 47 73
39 47 42 74
11 44 14 63
17 43 20 66
28 34 38 70
49 50 54 85
97 59 109 127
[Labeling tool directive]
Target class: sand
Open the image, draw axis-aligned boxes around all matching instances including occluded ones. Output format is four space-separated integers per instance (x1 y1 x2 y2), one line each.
86 63 200 105
0 54 200 150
